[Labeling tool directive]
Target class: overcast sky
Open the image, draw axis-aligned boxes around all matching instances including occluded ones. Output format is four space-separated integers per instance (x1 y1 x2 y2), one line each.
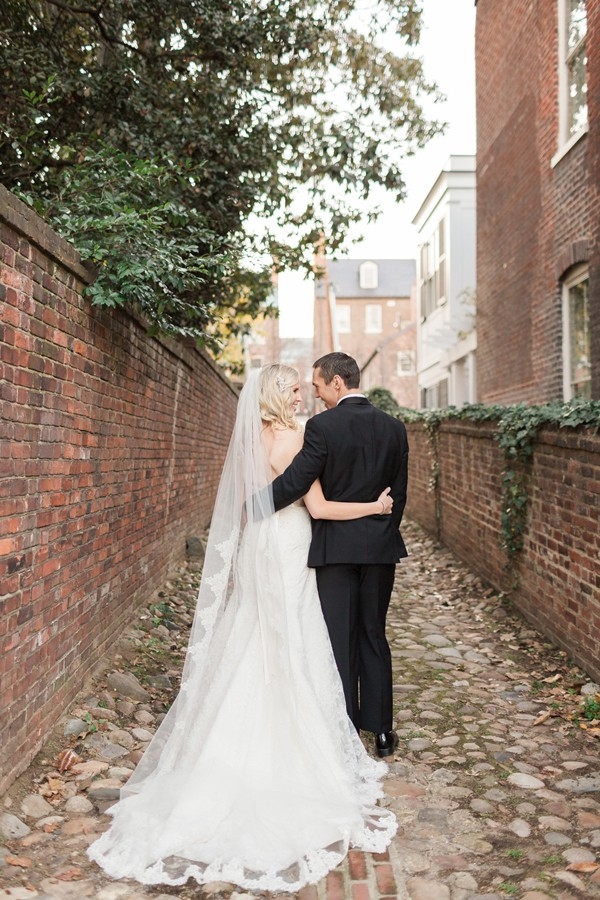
278 0 477 338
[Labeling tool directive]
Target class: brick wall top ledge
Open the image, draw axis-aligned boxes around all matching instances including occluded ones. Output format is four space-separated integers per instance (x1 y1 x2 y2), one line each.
405 419 498 440
536 424 600 454
438 419 498 439
0 184 94 284
405 417 600 452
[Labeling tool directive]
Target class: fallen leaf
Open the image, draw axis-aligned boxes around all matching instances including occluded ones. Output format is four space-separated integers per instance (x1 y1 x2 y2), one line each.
39 775 68 801
566 861 599 873
533 709 554 726
542 673 562 683
56 866 83 881
6 854 33 868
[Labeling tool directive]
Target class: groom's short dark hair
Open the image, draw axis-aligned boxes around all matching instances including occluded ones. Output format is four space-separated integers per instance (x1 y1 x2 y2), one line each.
313 352 360 388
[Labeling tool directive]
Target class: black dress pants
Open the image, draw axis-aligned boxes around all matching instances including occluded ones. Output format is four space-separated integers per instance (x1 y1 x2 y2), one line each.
315 562 395 734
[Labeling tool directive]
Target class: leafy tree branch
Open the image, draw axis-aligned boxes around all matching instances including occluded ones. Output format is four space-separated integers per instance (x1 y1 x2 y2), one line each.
1 0 443 350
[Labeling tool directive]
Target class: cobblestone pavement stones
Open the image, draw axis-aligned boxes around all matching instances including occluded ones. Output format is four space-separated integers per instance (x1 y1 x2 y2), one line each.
1 520 599 900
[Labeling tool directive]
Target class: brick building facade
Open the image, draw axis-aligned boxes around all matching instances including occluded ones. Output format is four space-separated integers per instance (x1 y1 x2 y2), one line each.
314 258 418 408
476 0 599 402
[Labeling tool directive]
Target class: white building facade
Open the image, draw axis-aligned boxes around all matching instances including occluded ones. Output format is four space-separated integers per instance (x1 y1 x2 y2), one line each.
413 155 477 408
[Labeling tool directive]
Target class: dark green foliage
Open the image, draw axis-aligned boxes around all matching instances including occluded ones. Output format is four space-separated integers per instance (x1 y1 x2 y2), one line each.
365 386 402 416
17 148 274 345
0 0 442 347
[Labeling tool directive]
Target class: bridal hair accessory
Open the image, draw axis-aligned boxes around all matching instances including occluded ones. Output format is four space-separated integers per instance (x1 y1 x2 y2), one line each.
275 375 286 392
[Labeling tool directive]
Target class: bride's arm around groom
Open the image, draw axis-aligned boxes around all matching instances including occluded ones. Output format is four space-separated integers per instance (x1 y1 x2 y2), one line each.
271 351 408 749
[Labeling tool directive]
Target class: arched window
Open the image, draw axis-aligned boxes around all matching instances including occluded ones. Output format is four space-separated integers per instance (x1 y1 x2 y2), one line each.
562 264 590 399
359 261 378 290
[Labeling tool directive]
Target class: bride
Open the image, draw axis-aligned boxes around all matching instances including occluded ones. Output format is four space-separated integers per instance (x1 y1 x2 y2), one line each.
88 363 398 893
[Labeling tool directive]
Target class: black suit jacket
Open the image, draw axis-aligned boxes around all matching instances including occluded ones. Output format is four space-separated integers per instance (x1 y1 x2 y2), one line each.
271 397 409 566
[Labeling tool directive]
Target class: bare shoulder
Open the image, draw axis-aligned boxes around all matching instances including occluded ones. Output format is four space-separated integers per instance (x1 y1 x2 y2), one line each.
268 426 304 474
273 426 303 452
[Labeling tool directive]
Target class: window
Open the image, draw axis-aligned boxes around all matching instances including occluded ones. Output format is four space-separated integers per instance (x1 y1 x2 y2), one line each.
419 242 431 318
562 267 591 398
365 305 382 334
437 218 446 302
419 217 447 321
397 351 415 376
359 261 378 290
558 1 588 145
336 304 351 334
421 379 449 410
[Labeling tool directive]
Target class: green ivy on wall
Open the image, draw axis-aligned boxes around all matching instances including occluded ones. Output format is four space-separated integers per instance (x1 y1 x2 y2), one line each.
389 398 600 561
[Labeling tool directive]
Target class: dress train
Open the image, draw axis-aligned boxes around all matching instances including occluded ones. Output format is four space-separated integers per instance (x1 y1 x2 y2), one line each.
88 504 397 892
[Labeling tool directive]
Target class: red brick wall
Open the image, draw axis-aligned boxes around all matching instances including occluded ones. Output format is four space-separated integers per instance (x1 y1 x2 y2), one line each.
520 428 600 669
405 420 600 682
402 423 439 539
0 187 238 792
476 0 600 402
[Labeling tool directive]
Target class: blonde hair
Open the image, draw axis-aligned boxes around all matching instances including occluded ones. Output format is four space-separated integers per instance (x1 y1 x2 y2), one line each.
259 364 301 430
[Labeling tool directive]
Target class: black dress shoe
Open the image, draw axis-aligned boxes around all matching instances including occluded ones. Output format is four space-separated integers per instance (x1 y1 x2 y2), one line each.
375 731 399 758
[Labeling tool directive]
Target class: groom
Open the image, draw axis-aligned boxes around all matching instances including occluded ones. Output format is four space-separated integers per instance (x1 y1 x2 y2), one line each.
271 352 409 757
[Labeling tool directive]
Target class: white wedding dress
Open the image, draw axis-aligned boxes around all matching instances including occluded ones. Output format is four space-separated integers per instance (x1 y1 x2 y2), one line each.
88 502 397 892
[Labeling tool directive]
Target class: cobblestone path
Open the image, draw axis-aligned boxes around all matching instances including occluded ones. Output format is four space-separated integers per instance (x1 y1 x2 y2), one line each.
1 520 599 900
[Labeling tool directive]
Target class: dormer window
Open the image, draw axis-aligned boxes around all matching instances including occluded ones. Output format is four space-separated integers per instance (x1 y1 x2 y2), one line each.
359 261 378 290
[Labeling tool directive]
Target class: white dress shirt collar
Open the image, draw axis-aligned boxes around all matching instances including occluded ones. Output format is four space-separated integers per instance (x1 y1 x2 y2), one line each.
337 393 366 405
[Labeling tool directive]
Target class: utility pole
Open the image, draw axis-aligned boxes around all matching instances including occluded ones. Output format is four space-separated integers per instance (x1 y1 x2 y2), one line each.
314 235 338 354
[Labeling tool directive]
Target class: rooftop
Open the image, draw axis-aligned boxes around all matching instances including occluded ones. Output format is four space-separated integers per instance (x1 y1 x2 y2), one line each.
315 259 416 300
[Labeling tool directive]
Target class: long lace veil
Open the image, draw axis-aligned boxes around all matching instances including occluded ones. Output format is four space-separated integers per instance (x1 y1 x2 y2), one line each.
89 368 399 891
120 368 283 797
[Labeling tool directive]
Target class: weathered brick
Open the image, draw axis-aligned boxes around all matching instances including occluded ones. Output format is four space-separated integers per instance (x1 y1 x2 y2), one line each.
0 184 238 793
374 862 396 895
348 850 368 880
325 870 346 900
406 419 600 684
476 1 600 401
